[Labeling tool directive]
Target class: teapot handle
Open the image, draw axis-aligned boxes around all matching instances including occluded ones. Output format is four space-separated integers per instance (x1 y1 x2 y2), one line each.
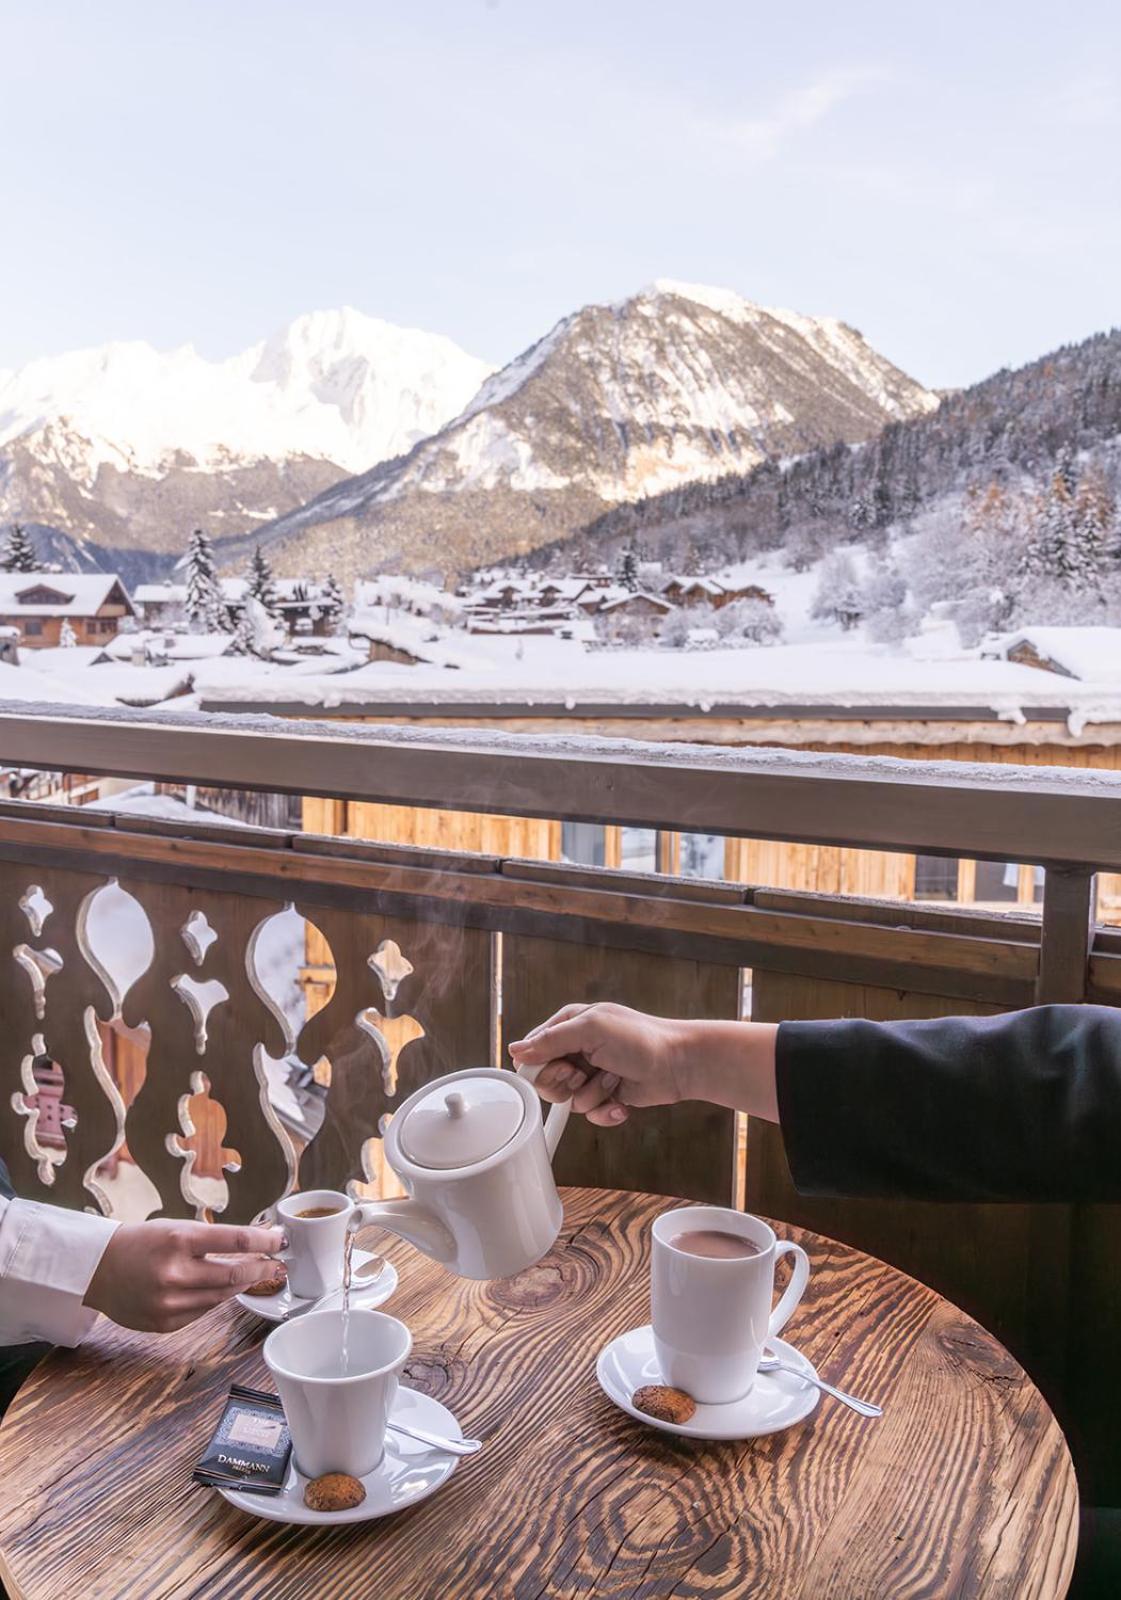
516 1064 571 1162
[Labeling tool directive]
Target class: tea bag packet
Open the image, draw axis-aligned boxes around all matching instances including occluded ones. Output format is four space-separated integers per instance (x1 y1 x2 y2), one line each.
193 1383 292 1495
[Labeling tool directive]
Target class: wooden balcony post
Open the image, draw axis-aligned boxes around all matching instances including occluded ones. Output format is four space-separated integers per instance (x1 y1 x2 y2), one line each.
1035 867 1095 1004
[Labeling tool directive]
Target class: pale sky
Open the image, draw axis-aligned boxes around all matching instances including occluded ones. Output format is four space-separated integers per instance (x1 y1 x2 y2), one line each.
4 0 1119 389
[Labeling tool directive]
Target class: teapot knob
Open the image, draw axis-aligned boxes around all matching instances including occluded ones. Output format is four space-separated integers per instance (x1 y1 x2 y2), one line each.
444 1091 467 1120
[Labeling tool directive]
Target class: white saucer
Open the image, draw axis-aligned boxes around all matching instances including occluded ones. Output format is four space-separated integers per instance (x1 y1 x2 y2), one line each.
217 1385 461 1524
597 1326 820 1440
235 1251 398 1324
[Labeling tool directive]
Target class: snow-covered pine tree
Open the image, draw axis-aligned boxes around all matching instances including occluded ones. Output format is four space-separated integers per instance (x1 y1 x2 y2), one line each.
1 523 37 573
59 619 78 648
247 545 281 619
618 547 640 591
319 574 345 631
185 529 227 631
810 551 866 631
1070 469 1115 583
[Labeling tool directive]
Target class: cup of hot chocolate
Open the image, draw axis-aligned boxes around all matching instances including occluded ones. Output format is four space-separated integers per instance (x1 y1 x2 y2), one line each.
275 1189 354 1300
651 1204 810 1404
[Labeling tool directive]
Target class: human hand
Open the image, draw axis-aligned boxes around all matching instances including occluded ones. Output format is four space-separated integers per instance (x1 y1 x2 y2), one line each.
84 1219 286 1333
508 1002 691 1127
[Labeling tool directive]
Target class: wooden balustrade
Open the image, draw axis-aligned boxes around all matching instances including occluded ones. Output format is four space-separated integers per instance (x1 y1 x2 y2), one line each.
1 703 1120 1498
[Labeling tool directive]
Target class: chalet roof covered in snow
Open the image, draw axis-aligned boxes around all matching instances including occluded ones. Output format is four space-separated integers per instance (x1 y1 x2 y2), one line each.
0 573 134 617
984 627 1121 684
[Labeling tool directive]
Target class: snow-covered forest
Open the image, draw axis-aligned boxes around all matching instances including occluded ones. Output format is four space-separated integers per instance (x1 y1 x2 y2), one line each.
532 327 1121 640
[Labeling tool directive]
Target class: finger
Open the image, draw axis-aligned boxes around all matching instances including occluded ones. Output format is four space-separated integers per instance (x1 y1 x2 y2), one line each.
572 1070 620 1116
587 1101 630 1128
508 1012 603 1068
192 1224 286 1258
533 1059 590 1102
181 1254 285 1291
508 1004 588 1056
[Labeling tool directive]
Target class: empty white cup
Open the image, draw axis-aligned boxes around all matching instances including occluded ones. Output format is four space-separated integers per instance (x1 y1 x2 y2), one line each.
264 1308 412 1478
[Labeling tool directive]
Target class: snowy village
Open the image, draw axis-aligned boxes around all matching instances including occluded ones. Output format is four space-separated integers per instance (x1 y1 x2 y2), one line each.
1 5 1119 1596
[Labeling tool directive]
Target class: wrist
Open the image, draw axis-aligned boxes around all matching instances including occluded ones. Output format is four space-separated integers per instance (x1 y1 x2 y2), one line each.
672 1019 779 1120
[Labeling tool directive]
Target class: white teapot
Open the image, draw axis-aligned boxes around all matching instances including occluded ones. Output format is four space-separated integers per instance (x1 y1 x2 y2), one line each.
351 1067 571 1280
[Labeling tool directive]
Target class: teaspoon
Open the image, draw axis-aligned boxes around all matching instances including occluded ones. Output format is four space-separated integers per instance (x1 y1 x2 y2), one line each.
758 1354 883 1418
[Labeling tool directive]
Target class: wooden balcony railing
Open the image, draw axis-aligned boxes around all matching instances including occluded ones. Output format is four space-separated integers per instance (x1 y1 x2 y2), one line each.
1 702 1119 1497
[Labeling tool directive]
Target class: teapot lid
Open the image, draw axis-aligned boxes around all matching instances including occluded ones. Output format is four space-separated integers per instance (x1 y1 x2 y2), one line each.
399 1075 525 1170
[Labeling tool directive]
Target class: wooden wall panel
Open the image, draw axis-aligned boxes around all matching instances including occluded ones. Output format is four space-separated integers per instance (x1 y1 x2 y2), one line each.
502 936 740 1204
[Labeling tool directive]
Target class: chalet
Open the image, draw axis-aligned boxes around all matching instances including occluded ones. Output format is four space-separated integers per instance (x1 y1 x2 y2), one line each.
597 591 674 623
0 574 135 648
658 576 775 609
982 626 1121 682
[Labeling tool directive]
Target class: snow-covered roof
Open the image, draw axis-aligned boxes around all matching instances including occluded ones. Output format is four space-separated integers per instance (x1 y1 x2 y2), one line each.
0 658 112 706
135 578 328 605
0 573 133 617
599 590 673 614
196 629 1121 739
105 629 235 662
985 628 1121 684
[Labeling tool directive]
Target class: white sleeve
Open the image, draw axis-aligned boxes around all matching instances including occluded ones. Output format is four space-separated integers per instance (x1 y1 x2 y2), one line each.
0 1194 119 1347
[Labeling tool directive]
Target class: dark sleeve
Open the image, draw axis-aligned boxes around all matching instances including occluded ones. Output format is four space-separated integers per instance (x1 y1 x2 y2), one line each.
775 1004 1121 1203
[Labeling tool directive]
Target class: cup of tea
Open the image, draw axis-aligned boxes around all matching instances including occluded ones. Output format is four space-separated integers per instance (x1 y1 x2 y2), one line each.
275 1189 354 1300
264 1308 411 1478
651 1204 810 1404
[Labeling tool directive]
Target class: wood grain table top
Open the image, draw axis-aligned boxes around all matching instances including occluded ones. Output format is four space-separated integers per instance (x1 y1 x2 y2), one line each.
0 1187 1079 1599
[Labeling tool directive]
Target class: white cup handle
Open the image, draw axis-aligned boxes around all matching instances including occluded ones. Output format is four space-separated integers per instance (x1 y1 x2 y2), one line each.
768 1241 810 1340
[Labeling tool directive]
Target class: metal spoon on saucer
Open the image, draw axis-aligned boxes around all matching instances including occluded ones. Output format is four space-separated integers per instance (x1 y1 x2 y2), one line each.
386 1420 481 1457
758 1352 883 1418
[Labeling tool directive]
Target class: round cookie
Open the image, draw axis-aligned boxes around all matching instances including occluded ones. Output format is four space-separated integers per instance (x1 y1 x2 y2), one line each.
244 1262 287 1297
632 1384 697 1424
304 1472 367 1512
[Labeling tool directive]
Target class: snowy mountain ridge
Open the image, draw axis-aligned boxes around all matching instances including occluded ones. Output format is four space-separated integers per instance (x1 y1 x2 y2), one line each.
246 281 937 580
0 308 493 480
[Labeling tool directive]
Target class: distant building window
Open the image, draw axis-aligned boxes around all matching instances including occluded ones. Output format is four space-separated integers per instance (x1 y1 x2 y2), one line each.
973 861 1019 903
620 828 657 873
560 822 605 867
24 619 43 636
680 833 725 879
913 855 959 900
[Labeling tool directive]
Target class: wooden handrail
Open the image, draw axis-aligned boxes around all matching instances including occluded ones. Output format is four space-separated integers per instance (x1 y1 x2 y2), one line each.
2 702 1120 869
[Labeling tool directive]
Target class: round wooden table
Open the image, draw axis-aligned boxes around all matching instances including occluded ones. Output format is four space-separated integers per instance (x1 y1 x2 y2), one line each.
0 1188 1078 1599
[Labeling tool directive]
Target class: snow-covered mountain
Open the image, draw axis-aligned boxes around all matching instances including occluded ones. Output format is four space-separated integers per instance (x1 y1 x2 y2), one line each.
0 310 493 575
247 281 938 580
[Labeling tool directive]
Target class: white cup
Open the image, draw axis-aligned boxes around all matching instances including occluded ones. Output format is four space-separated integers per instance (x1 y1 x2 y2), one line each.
264 1308 412 1479
651 1204 810 1405
275 1189 355 1300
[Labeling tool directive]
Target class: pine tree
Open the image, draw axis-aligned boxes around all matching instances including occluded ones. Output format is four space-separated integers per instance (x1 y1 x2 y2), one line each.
247 545 281 619
618 547 640 591
185 529 227 631
319 574 345 631
59 619 78 648
1 523 37 573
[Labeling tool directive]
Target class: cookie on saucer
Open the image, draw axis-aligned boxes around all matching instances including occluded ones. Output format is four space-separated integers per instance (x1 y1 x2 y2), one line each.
632 1384 696 1424
244 1262 287 1297
304 1472 366 1512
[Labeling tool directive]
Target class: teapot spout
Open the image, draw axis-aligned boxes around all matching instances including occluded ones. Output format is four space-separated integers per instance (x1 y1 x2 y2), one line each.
352 1198 456 1264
